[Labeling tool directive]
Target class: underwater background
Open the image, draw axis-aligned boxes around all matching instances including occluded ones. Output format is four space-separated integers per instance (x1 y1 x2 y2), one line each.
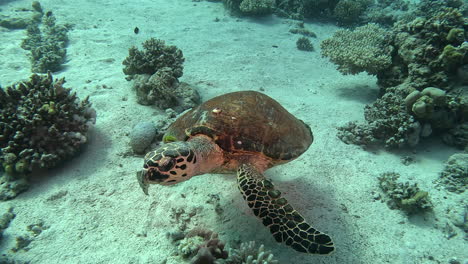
0 0 467 263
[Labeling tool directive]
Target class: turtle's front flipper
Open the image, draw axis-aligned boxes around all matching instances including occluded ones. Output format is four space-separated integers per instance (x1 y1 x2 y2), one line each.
237 164 334 255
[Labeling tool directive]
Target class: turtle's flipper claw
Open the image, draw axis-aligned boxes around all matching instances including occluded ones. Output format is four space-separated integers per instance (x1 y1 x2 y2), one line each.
237 164 335 255
136 170 149 195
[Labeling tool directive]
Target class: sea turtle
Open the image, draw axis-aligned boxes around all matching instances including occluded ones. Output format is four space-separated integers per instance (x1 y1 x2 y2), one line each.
137 91 334 255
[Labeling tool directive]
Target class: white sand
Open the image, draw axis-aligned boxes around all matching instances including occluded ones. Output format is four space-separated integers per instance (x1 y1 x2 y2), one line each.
0 0 466 263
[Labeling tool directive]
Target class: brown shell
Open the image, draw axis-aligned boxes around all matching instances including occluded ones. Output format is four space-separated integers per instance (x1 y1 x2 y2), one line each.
165 91 313 162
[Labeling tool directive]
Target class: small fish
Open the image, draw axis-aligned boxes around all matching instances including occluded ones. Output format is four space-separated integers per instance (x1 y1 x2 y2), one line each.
134 27 139 34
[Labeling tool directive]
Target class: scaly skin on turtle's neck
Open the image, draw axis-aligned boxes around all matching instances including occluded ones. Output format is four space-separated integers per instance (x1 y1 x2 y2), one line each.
187 135 225 176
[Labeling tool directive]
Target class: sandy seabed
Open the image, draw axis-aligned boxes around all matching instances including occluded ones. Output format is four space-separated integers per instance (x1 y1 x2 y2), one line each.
0 0 466 263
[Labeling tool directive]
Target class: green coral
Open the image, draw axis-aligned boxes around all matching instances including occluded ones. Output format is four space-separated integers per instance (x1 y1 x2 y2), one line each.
21 10 70 73
441 43 468 68
446 28 465 43
321 23 393 75
378 172 432 214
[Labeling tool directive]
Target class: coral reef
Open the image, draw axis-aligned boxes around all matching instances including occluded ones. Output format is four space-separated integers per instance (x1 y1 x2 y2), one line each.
171 227 278 264
174 228 228 263
129 121 157 154
222 0 274 16
21 5 71 73
0 73 96 199
377 172 432 214
338 88 420 148
329 1 468 149
275 0 338 20
332 0 372 25
122 38 184 78
321 23 393 75
437 153 467 193
381 8 468 89
364 0 410 26
189 230 228 264
296 36 313 51
221 241 278 264
239 0 275 15
123 38 200 112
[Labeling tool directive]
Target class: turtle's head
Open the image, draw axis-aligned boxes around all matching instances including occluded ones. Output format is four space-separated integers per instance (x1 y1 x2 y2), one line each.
138 141 198 194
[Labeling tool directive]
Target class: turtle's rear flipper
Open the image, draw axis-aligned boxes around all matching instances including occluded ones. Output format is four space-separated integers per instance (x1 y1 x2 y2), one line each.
237 164 334 255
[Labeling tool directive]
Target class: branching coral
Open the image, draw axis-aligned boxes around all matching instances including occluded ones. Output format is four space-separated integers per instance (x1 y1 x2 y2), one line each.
21 9 71 73
173 227 278 264
321 23 393 75
175 228 228 263
0 73 96 199
122 38 184 78
221 241 279 264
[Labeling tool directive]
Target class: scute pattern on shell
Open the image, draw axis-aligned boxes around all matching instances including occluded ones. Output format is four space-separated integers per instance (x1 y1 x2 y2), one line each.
165 91 313 163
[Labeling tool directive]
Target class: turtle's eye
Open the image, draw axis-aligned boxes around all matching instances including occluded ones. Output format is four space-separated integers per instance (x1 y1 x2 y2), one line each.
159 157 175 172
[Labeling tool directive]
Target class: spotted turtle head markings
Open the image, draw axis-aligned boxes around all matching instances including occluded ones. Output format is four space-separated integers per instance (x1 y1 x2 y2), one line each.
141 141 197 186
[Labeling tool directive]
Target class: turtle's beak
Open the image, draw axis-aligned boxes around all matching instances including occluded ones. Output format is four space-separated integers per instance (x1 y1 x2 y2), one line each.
136 170 149 195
